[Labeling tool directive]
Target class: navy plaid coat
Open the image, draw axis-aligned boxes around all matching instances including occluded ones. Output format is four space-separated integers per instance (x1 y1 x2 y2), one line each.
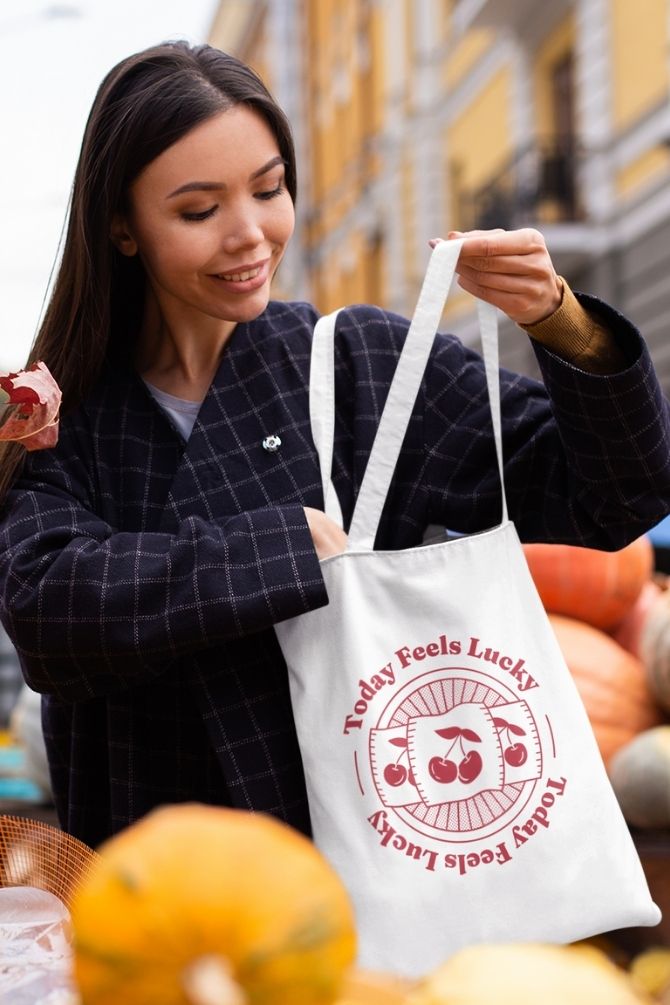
2 296 670 849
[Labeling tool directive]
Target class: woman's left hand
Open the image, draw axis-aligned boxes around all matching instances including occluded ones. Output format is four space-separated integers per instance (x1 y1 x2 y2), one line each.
430 228 563 326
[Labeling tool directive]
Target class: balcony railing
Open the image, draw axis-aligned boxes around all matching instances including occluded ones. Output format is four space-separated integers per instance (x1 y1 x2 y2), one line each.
458 140 582 232
452 0 571 38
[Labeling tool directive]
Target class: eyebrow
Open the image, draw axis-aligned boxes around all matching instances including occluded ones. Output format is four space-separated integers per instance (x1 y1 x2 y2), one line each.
166 155 286 198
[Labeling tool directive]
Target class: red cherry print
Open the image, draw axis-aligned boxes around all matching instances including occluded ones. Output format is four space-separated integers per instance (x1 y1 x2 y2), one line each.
504 742 528 767
458 749 483 784
408 768 417 786
384 763 407 786
428 756 458 783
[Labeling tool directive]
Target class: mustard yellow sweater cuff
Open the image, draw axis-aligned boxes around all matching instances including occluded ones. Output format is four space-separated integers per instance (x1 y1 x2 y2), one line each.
521 277 627 374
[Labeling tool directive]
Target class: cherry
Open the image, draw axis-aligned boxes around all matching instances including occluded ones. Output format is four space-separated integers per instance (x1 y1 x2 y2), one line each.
458 750 483 784
504 742 528 767
408 768 417 786
384 763 407 786
428 756 458 783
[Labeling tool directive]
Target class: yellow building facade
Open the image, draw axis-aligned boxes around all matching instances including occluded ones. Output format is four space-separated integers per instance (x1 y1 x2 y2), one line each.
210 0 670 385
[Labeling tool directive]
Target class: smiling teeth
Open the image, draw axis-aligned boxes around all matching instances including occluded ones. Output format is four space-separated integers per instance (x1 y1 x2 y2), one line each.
220 266 262 281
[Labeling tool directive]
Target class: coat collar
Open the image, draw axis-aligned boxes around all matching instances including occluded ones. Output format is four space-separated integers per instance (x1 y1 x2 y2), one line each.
135 311 321 532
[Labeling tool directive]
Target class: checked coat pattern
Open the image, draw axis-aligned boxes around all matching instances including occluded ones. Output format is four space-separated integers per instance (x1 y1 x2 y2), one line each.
2 296 670 849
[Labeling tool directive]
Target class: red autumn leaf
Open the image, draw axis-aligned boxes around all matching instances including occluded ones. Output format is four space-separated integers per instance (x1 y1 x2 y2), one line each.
0 362 62 450
0 377 40 412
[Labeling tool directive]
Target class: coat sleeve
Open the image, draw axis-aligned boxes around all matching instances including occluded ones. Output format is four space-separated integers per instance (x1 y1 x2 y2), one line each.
0 418 328 702
422 294 670 547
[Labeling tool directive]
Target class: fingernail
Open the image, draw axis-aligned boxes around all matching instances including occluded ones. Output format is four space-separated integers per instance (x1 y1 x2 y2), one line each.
428 238 442 248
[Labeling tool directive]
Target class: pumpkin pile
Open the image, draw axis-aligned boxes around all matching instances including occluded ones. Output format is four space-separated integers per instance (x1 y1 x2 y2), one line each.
522 535 670 829
67 802 668 1005
71 803 357 1005
406 942 654 1004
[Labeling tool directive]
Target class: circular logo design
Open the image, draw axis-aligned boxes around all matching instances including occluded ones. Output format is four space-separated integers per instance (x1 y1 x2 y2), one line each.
368 667 544 843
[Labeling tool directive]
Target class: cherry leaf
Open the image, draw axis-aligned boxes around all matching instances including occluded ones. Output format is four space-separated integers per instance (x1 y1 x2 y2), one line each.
389 737 408 748
508 723 527 736
492 717 509 729
460 728 482 743
435 727 461 739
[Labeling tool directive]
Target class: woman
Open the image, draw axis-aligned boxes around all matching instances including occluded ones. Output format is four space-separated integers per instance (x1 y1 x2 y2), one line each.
0 41 669 849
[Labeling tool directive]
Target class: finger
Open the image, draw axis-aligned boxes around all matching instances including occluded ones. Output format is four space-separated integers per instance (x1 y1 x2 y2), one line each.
448 229 505 240
455 275 557 324
456 260 552 284
457 228 547 260
429 229 506 249
456 267 539 295
429 234 466 248
428 230 505 251
428 228 502 245
456 274 531 315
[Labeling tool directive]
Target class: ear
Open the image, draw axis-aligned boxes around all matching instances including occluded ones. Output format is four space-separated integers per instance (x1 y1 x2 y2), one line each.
110 214 138 256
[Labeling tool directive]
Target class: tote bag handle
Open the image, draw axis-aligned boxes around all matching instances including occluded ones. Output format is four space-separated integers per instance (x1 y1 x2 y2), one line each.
310 239 508 549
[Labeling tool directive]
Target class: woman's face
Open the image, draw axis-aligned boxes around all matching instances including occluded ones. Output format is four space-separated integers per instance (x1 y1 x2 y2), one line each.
118 105 295 332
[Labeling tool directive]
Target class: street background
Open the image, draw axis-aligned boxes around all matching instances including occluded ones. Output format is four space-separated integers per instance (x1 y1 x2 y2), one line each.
0 0 218 371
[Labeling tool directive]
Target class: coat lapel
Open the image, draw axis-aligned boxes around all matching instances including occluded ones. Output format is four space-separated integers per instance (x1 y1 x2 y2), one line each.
157 313 325 533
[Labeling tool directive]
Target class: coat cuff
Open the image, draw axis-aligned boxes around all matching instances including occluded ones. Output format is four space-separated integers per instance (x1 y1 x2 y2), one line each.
230 503 329 629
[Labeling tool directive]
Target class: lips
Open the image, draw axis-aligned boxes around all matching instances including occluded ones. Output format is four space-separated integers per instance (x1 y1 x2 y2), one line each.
218 265 262 282
213 259 269 281
209 258 271 294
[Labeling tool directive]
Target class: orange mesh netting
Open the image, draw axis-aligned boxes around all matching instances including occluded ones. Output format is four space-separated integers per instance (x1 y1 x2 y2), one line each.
0 815 100 909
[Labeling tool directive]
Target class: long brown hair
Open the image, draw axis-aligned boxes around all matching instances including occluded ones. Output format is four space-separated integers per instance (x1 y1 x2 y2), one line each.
0 41 297 505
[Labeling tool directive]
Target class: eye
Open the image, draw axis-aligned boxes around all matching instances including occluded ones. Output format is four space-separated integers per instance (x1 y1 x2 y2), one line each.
181 205 218 222
255 184 285 202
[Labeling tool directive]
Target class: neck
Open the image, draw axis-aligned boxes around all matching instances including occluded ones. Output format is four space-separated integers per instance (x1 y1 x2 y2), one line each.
135 291 237 401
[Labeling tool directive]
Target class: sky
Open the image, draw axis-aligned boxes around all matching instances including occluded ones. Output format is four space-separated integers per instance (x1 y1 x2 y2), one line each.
0 0 219 370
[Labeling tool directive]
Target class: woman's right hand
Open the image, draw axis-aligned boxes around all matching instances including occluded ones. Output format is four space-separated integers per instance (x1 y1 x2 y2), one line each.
304 507 348 560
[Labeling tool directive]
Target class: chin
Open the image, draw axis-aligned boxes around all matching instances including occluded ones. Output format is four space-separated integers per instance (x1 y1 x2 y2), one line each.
224 290 273 322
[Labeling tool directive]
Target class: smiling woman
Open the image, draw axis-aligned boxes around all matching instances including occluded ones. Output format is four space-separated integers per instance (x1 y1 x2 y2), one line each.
111 106 295 401
0 39 669 867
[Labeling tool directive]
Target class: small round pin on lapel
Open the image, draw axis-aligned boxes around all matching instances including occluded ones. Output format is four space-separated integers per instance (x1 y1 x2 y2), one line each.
262 434 282 453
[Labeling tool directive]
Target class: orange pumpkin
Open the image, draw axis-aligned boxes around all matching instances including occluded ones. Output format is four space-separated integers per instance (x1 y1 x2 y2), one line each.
523 536 653 631
549 614 664 768
71 803 357 1005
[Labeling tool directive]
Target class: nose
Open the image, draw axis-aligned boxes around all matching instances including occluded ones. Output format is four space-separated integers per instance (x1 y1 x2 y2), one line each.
220 200 265 254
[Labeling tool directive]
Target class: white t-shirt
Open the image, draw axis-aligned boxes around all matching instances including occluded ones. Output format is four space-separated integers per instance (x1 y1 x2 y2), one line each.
142 380 202 441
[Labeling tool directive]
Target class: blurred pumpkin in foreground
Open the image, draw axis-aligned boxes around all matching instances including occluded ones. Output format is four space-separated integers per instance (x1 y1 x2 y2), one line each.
629 947 670 1000
407 943 651 1005
336 970 413 1003
71 803 356 1005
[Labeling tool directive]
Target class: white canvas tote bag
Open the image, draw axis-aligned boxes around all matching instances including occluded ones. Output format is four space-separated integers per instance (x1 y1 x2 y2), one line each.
274 239 660 978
